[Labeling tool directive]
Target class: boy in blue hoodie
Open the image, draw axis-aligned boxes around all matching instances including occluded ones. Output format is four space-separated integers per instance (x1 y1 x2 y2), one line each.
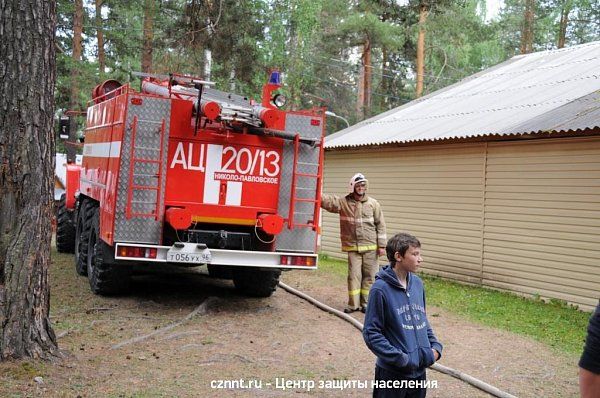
363 232 443 398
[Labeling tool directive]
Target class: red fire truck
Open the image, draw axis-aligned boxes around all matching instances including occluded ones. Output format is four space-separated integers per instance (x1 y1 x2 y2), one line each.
55 71 324 297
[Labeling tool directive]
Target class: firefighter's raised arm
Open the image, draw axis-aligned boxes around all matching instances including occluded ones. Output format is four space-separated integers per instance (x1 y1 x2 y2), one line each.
321 193 342 213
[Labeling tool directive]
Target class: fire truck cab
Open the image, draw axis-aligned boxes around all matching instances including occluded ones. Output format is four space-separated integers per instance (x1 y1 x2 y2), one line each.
56 71 324 297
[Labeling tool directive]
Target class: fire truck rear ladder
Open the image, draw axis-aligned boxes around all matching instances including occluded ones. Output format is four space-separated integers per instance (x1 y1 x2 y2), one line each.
126 115 166 220
287 134 323 231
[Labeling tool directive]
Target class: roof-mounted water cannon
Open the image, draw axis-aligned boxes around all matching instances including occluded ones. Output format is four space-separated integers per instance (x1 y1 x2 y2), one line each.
139 74 222 122
130 71 288 131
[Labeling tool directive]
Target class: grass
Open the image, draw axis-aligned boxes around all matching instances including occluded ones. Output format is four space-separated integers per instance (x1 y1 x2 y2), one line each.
318 254 591 356
317 253 347 279
2 361 47 380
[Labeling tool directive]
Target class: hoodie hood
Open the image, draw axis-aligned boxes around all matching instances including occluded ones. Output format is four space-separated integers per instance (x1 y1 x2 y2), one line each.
376 264 408 290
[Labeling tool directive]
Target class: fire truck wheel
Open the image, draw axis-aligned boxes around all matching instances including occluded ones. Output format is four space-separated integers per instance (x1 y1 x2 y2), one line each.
74 199 93 276
232 268 281 298
86 206 131 295
207 264 233 279
56 193 76 253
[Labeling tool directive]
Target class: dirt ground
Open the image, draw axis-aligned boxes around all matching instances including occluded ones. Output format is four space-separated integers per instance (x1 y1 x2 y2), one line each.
0 248 580 397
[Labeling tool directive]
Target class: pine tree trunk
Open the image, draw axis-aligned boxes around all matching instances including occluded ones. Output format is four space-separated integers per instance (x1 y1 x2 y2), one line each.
142 0 155 73
520 0 535 54
0 0 59 360
68 0 84 162
95 0 106 75
557 1 571 49
362 38 372 118
356 65 365 117
415 3 428 98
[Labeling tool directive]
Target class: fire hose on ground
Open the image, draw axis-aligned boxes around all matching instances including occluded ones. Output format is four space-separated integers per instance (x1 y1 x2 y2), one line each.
278 281 518 398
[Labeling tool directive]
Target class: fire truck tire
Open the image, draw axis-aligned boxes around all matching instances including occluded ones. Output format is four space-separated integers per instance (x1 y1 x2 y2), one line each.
87 206 131 295
74 199 93 276
56 193 76 253
207 264 233 279
232 268 281 298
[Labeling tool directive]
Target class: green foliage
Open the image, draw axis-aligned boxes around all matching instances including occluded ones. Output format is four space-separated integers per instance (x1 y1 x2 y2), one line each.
54 0 599 134
566 0 600 45
495 0 599 53
423 0 505 94
338 12 404 50
259 0 326 107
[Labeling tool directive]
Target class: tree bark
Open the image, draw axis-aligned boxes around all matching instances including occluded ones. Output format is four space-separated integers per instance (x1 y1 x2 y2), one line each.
557 1 571 49
356 64 365 118
415 3 428 98
95 0 106 75
142 0 155 73
520 0 535 54
362 37 372 118
68 0 84 163
0 0 59 360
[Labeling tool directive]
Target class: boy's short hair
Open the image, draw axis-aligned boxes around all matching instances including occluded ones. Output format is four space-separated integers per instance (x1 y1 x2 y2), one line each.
386 233 421 264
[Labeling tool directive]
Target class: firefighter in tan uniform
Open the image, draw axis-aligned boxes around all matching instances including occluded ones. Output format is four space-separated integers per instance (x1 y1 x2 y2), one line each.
321 173 387 313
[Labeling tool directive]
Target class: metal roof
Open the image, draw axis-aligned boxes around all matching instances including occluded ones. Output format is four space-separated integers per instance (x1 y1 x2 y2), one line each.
325 41 600 149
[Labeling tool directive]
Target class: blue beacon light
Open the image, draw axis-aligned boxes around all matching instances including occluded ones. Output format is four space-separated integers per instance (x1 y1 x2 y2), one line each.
268 70 281 85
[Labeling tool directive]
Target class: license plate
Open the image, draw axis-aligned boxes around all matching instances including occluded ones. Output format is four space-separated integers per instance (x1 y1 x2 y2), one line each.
166 248 212 264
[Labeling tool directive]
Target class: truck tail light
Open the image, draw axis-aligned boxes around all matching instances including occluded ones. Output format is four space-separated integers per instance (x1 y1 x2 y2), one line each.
280 255 316 267
118 246 157 259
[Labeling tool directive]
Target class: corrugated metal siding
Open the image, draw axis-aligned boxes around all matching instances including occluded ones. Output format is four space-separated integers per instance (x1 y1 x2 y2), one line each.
483 138 600 309
321 136 600 310
321 144 485 284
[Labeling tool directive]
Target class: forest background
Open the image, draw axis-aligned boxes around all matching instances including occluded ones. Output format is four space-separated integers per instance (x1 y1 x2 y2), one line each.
56 0 600 138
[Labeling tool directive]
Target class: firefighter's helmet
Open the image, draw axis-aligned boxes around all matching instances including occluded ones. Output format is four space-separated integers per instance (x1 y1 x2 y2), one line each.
349 173 368 193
